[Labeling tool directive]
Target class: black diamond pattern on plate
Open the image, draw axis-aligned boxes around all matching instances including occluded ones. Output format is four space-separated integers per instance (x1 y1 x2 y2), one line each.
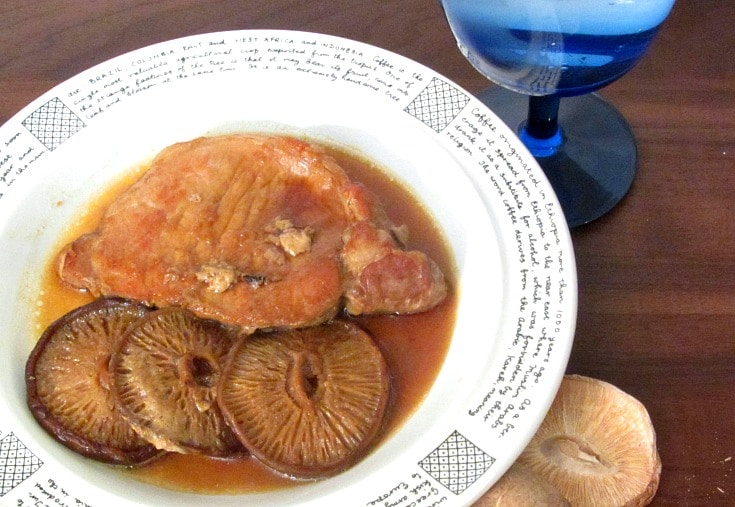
404 77 470 133
22 97 86 151
418 430 495 495
0 433 43 497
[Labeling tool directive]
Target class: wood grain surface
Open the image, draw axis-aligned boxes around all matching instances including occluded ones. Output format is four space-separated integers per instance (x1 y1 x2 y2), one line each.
1 1 733 505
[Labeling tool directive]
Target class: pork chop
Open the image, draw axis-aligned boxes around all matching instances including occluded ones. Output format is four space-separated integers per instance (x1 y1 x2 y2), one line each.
58 134 447 332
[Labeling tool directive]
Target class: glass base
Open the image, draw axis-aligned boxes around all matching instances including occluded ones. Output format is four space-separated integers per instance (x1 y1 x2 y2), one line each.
477 86 637 228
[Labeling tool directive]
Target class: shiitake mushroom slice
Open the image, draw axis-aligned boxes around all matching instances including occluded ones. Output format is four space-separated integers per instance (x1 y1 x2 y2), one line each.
473 463 570 506
517 375 661 507
218 320 391 479
26 297 162 466
109 307 243 456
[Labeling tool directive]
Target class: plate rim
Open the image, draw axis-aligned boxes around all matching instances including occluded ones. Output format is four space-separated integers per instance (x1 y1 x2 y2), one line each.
0 28 577 507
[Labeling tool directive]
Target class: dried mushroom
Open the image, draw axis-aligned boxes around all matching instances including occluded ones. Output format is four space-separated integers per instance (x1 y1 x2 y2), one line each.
517 375 660 507
473 463 570 506
218 320 391 478
26 298 162 466
110 307 242 456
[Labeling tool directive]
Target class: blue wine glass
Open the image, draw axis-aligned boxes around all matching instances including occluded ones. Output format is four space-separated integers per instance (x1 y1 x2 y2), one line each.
441 0 676 227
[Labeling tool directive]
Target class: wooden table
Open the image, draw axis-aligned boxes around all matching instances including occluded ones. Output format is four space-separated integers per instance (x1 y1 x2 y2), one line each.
1 1 733 505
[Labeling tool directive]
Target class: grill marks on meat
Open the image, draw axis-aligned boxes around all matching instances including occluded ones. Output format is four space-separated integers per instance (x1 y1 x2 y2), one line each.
58 135 447 332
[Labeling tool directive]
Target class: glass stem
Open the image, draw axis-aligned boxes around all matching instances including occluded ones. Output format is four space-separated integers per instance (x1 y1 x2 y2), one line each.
527 95 560 139
519 95 563 158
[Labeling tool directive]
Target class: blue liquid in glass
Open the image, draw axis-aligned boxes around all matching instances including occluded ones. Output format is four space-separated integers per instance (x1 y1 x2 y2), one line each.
442 0 674 96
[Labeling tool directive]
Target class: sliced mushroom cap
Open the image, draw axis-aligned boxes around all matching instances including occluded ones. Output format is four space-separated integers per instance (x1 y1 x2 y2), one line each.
110 307 242 456
26 297 162 466
473 463 570 506
518 375 661 507
218 320 391 478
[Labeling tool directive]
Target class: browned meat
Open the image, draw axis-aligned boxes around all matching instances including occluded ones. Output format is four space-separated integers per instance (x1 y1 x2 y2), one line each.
341 221 447 315
58 134 446 331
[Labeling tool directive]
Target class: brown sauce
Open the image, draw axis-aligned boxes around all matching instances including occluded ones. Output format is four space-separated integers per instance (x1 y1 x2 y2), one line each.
35 138 457 494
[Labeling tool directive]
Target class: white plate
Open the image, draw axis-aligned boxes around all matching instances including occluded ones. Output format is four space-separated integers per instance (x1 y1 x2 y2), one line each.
0 30 576 506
